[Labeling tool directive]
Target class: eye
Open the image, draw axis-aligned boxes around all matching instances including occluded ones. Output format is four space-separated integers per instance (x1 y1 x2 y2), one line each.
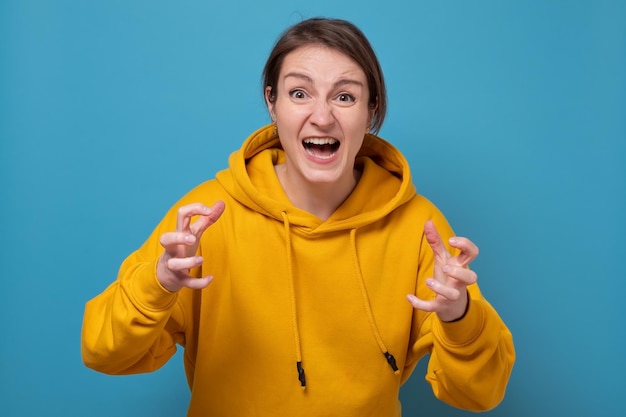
337 93 355 103
289 89 307 99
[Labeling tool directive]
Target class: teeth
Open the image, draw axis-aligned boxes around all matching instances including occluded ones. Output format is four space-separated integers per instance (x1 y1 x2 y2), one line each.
303 137 337 145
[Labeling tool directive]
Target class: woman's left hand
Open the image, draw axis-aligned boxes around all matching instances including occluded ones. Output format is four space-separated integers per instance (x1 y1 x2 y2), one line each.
406 220 479 322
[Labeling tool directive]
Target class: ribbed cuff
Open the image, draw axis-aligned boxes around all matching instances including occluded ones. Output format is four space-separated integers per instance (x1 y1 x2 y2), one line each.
436 298 486 346
129 260 178 311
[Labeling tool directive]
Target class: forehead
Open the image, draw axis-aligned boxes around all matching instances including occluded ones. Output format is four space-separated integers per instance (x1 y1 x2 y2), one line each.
279 45 366 81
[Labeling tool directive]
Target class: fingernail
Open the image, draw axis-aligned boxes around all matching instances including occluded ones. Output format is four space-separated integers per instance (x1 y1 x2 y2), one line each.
185 235 195 242
449 237 458 245
443 265 451 273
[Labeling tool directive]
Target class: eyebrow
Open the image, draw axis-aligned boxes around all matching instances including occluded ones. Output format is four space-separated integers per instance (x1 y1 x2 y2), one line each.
284 72 364 89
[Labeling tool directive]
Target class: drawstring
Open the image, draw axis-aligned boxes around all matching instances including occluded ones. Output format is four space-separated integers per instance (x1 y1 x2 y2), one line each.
279 214 398 389
349 229 400 374
281 211 307 389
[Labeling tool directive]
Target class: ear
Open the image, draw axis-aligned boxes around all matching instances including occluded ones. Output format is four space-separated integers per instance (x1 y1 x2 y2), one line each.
367 101 377 132
265 86 276 121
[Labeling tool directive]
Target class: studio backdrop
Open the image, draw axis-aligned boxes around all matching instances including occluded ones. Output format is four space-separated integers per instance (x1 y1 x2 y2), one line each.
1 1 624 416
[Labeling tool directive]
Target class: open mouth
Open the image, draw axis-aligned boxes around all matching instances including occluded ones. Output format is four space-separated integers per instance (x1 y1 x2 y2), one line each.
302 138 340 160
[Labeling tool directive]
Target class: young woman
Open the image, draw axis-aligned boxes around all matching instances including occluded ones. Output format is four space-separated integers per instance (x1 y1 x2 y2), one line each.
82 18 515 416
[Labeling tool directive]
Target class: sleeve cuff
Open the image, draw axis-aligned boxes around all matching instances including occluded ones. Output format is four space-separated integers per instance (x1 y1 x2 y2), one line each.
129 260 178 311
435 297 486 346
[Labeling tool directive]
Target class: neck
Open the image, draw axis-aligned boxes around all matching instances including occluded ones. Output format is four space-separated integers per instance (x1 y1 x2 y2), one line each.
275 164 360 221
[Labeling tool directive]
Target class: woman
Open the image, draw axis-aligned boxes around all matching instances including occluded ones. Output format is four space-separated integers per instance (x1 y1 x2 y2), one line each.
82 17 515 416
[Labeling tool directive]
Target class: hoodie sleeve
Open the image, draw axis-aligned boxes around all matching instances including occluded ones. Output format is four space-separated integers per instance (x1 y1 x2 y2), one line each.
422 291 515 411
81 206 187 375
408 210 516 412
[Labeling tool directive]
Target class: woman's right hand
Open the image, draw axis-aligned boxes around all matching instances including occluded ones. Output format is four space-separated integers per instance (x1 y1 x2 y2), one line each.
156 201 226 292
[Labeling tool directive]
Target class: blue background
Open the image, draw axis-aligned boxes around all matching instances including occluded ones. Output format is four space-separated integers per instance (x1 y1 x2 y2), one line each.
1 0 624 416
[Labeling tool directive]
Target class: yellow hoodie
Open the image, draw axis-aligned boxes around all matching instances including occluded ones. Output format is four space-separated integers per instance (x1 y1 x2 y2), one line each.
82 124 515 416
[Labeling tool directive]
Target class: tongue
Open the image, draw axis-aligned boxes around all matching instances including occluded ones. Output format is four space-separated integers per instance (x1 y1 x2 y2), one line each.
306 144 335 158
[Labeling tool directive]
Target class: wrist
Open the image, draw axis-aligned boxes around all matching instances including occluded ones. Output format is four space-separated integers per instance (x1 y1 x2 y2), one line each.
438 290 470 323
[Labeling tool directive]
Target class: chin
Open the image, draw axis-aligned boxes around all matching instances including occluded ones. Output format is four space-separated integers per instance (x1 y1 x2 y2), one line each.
303 170 346 185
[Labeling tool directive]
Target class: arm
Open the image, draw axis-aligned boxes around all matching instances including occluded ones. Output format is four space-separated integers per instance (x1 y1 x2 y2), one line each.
407 220 515 411
81 201 225 375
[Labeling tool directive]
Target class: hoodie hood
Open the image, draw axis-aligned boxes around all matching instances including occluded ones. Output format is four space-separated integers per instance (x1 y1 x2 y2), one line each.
216 124 416 231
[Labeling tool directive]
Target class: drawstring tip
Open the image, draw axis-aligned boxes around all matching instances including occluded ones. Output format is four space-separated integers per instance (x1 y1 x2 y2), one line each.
296 361 307 388
384 351 399 373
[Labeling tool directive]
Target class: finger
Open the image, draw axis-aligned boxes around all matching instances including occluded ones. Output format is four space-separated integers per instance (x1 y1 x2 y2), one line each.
424 221 450 262
179 275 214 290
426 278 463 301
189 200 226 236
442 264 478 286
159 231 196 254
176 203 217 233
167 256 203 272
448 236 479 267
406 294 437 312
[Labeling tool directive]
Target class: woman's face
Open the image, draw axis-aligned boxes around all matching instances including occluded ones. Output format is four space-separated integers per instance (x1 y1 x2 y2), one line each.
266 45 374 188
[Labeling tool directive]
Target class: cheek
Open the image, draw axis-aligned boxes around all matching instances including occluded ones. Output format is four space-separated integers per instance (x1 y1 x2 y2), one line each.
342 111 370 135
274 99 299 120
347 104 373 126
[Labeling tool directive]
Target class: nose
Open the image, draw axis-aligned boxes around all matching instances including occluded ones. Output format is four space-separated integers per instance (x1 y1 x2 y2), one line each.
308 99 334 128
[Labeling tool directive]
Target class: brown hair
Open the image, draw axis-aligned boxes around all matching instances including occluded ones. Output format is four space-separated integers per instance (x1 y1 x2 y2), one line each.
262 18 387 134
